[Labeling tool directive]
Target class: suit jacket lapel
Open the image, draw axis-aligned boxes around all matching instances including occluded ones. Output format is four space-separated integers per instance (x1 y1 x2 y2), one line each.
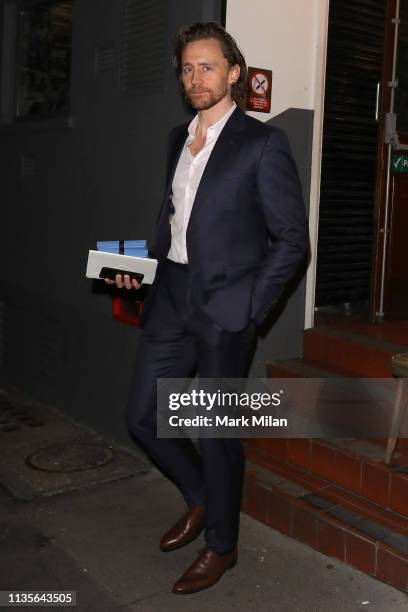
158 107 247 228
187 107 247 226
165 125 188 200
156 124 188 226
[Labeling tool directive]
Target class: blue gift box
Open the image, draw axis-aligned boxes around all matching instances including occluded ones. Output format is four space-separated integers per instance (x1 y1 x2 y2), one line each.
97 240 148 258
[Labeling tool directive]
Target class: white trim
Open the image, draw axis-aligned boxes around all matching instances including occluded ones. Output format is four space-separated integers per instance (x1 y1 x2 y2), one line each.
304 0 330 330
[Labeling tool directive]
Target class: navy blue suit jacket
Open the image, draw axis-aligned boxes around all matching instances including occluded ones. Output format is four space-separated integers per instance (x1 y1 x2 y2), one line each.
152 107 308 332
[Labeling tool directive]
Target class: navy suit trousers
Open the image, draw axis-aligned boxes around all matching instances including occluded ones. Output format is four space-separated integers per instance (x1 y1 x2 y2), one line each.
125 259 257 553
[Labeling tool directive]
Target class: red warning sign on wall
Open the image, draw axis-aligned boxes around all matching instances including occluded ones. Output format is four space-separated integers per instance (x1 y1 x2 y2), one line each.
247 67 272 113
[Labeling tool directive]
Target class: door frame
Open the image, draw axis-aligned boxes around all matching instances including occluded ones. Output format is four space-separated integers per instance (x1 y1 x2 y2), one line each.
303 0 330 330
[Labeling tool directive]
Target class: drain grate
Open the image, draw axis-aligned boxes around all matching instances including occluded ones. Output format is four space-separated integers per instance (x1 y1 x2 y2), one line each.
26 442 116 473
0 387 150 499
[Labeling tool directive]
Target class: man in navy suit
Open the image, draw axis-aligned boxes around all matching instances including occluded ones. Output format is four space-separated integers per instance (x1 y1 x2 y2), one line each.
107 22 308 594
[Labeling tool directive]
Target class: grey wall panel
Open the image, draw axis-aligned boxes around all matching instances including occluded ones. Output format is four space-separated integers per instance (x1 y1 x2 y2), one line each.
250 108 313 376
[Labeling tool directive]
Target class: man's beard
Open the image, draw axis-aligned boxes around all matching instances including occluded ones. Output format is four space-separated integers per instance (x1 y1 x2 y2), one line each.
184 82 229 110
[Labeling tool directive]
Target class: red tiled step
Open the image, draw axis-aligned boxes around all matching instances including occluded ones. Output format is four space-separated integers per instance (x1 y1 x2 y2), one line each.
242 459 408 593
314 313 408 347
243 438 408 517
262 356 408 514
266 358 340 379
303 326 408 377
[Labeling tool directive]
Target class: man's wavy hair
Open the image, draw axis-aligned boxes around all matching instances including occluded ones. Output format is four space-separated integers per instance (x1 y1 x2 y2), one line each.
173 22 248 104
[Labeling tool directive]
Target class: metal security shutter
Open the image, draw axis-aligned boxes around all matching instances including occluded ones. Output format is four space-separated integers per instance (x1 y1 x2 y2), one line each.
120 0 169 94
315 0 386 307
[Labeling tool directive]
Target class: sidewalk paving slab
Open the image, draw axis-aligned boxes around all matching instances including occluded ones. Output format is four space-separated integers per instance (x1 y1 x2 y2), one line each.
1 469 407 612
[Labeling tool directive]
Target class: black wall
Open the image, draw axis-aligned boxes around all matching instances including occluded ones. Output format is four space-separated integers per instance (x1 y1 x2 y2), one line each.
0 0 311 447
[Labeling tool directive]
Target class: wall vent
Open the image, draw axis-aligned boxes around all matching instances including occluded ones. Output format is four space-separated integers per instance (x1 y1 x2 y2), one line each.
95 43 116 74
21 154 36 178
120 0 168 94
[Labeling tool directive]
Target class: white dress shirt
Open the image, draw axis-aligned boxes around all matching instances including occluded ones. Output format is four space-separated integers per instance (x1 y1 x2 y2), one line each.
167 102 237 264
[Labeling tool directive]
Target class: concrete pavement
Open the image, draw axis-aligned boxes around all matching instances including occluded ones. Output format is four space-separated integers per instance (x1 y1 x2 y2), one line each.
1 462 407 612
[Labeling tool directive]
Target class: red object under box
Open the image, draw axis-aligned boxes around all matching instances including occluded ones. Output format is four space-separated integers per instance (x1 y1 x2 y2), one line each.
112 295 143 326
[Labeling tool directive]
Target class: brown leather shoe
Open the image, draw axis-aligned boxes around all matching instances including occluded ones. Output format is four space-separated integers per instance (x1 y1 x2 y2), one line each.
172 547 238 594
160 505 205 552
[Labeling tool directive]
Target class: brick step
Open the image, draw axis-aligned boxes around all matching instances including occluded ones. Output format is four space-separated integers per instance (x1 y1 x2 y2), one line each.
313 314 408 347
264 357 408 514
303 326 408 377
242 458 408 593
244 438 408 517
267 358 341 378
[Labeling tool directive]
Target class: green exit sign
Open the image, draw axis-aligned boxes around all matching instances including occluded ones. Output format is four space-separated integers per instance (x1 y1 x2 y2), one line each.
392 154 408 173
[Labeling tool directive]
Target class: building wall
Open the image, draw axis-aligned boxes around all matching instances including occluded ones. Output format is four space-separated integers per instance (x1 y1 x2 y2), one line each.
226 0 326 118
226 0 329 369
0 0 223 445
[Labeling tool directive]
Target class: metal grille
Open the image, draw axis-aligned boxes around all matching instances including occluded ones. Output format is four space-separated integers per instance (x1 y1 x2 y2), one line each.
21 154 36 177
120 0 169 94
315 0 386 307
95 43 116 74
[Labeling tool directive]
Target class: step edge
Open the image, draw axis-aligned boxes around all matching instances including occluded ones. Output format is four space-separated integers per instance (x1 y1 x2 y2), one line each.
244 460 408 553
244 446 408 519
267 359 344 378
305 326 408 355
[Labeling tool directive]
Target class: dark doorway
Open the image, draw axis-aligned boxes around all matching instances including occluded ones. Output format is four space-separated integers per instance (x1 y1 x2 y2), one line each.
372 0 408 320
315 0 386 316
316 0 408 321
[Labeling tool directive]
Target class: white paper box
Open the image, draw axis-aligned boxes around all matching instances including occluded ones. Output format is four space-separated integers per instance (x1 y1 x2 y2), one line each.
86 250 158 284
